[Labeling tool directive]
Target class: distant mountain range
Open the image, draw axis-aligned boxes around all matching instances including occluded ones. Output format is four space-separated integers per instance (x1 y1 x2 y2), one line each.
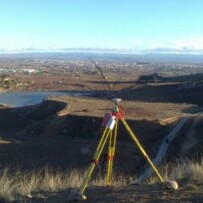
0 48 203 63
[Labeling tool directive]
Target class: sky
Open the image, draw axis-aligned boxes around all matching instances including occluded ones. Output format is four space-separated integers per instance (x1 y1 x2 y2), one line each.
0 0 203 54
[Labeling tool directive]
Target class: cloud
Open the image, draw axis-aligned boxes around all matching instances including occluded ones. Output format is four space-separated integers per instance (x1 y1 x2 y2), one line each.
173 37 203 50
148 37 203 54
1 37 203 55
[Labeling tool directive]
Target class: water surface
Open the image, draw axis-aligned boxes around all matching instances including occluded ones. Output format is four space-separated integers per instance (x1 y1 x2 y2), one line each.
0 91 84 107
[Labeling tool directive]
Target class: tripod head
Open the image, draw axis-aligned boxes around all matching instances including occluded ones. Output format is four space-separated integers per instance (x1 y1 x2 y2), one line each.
112 98 122 104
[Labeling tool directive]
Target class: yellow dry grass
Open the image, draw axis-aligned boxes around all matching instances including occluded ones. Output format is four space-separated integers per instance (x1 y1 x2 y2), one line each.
0 167 133 202
148 158 203 187
0 158 202 202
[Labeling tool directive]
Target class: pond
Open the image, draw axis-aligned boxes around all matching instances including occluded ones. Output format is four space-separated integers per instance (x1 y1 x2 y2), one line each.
0 91 86 107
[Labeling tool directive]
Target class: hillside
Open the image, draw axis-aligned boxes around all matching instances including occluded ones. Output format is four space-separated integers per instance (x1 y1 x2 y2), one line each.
0 73 203 202
0 95 202 170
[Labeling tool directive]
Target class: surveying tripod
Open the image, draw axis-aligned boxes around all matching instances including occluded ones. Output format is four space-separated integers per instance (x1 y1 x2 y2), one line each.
78 98 164 200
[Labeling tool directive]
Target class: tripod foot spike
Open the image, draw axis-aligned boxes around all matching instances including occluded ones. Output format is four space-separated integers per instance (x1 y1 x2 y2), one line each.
68 189 87 201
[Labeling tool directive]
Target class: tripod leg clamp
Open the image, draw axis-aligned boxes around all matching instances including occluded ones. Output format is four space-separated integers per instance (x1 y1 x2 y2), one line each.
90 159 99 165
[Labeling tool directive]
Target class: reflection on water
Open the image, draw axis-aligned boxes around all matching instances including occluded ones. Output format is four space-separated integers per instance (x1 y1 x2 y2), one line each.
0 91 84 107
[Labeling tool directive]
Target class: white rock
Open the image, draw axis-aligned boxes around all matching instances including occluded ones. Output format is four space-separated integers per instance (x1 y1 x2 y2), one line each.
166 180 179 190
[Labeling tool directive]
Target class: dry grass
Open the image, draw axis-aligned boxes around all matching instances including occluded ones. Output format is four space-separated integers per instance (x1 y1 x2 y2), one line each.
0 167 133 202
148 158 203 187
0 167 82 201
170 158 203 186
0 158 202 202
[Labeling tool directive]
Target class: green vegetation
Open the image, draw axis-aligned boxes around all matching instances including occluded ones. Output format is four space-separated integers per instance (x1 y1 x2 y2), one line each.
0 75 20 90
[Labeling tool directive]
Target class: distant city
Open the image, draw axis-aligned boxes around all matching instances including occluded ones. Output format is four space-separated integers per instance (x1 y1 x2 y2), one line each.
0 52 203 78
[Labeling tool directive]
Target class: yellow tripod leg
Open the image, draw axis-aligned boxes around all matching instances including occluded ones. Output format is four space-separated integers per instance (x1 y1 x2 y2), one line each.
106 119 118 186
106 130 113 186
121 118 164 183
79 127 111 194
